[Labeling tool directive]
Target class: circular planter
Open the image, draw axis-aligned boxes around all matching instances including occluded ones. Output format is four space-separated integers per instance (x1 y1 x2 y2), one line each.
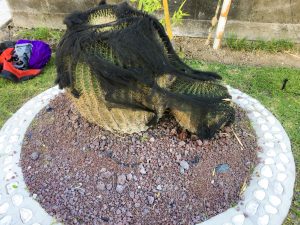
0 86 295 225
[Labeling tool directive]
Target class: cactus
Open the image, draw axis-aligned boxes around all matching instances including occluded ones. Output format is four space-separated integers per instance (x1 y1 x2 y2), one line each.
56 2 235 138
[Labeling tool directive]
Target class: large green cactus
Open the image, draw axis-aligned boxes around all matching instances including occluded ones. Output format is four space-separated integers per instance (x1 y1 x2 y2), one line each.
56 1 234 138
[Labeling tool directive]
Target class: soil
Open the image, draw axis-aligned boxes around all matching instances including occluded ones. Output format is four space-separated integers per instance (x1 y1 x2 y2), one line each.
21 94 259 225
173 37 300 69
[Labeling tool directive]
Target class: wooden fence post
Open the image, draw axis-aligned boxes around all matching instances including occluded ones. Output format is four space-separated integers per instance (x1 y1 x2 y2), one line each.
213 0 232 50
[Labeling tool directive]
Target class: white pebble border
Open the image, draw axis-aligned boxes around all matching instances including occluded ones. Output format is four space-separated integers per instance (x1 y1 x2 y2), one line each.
0 85 296 225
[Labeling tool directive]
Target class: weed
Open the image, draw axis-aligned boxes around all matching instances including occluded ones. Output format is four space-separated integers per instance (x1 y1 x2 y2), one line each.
130 0 189 25
171 0 190 26
130 0 162 14
225 34 295 53
17 27 63 43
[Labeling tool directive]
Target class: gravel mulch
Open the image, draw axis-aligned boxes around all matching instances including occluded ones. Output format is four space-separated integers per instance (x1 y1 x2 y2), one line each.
21 94 259 225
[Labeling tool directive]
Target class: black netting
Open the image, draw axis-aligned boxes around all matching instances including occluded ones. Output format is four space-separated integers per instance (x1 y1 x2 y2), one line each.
55 1 235 138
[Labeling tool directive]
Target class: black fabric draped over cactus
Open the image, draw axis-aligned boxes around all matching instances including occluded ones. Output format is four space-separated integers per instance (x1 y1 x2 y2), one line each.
55 1 235 138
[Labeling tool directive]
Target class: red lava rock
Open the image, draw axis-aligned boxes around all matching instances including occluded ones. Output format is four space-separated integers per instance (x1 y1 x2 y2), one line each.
21 94 259 225
178 130 188 140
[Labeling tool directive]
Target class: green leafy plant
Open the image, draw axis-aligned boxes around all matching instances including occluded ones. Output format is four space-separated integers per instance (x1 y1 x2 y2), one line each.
172 0 190 25
130 0 162 14
130 0 189 25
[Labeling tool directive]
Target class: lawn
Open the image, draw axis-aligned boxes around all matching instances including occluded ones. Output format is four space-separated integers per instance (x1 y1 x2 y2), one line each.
0 57 56 127
0 57 299 224
188 60 300 225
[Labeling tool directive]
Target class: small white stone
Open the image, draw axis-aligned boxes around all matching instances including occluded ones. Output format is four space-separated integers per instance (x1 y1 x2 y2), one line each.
265 204 278 214
261 165 273 178
277 173 287 182
3 164 13 173
266 150 276 157
264 158 274 164
12 195 23 206
276 163 285 171
20 208 33 223
279 153 289 164
264 132 274 140
252 111 261 118
4 145 13 154
5 171 15 181
116 185 125 193
0 135 8 143
245 200 259 215
271 126 281 132
117 174 126 185
254 190 266 201
274 134 283 140
240 99 249 105
0 203 9 214
3 156 13 166
267 116 276 124
0 216 12 225
258 178 269 189
280 143 287 152
261 124 269 131
258 215 269 225
231 214 245 225
180 160 190 170
269 195 281 206
265 142 275 148
256 104 265 111
246 105 255 111
8 135 18 143
139 165 147 174
12 127 19 134
25 110 33 116
157 185 162 191
257 118 266 124
6 182 18 194
273 182 284 195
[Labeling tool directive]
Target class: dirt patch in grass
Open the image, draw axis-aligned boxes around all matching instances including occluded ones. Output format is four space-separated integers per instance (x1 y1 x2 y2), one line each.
21 94 259 225
1 23 299 68
174 37 300 68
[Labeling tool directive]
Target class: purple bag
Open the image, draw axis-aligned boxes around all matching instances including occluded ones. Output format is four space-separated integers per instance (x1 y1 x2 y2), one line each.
16 40 51 69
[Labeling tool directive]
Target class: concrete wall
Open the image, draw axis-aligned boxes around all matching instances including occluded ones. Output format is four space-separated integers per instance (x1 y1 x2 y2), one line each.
6 0 300 42
0 0 12 28
169 0 300 24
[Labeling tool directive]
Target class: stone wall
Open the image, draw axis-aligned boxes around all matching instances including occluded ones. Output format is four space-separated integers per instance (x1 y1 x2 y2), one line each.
6 0 300 42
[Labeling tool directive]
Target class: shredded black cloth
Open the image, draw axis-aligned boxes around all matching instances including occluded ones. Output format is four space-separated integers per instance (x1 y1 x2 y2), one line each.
56 1 235 138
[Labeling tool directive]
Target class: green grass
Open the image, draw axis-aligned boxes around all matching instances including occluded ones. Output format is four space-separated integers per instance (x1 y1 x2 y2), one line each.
0 57 56 127
0 57 299 224
225 34 295 53
187 60 300 225
17 27 63 43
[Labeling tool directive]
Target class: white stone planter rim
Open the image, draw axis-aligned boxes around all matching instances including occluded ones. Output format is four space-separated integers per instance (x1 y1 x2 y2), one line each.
0 86 296 225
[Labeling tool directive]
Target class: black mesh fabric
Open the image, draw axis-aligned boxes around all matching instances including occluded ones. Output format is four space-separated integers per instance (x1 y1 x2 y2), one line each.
56 1 235 138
